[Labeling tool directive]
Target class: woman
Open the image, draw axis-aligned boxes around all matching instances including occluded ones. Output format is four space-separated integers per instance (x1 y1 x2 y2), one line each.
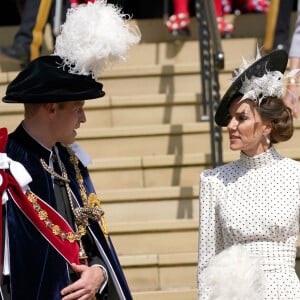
198 49 300 299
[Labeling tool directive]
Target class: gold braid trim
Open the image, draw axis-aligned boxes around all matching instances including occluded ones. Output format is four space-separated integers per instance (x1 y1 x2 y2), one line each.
39 146 109 259
68 147 109 241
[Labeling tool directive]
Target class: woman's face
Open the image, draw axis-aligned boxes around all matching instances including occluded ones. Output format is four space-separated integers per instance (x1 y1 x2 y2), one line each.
227 99 271 157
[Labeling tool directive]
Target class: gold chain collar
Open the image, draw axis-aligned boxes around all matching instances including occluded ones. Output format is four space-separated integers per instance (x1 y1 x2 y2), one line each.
34 147 108 260
67 148 108 240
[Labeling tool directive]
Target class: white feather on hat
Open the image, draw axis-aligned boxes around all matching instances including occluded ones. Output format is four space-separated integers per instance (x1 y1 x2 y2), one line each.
54 0 141 78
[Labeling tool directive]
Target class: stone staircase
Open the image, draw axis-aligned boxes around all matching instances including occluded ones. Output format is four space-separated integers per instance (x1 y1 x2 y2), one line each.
1 12 300 300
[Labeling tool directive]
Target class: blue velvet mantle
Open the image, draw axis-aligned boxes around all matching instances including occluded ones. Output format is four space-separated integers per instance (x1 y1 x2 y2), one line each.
5 124 132 300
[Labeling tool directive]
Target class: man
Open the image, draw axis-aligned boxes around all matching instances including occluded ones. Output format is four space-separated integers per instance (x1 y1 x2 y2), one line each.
0 1 140 299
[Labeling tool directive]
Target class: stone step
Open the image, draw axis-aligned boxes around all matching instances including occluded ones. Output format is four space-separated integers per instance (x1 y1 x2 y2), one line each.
120 252 197 293
95 146 300 219
85 93 202 127
90 153 204 190
1 68 299 132
0 12 294 79
79 119 300 159
91 63 233 97
0 37 259 98
89 144 300 191
120 239 300 293
100 185 199 223
0 24 259 73
121 244 300 294
135 14 268 43
92 60 299 98
77 122 210 158
0 63 203 97
0 54 293 108
133 288 197 300
124 251 300 295
0 14 265 64
118 36 258 70
124 253 300 295
0 93 203 130
109 219 198 256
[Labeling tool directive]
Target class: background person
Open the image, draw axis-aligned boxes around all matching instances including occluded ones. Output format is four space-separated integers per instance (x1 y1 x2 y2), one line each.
0 0 61 66
284 0 300 118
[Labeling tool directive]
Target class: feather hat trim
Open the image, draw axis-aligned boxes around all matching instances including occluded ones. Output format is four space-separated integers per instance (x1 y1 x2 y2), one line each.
215 48 289 126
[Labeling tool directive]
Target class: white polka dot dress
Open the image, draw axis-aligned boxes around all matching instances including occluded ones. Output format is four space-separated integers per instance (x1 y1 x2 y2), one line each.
198 147 300 300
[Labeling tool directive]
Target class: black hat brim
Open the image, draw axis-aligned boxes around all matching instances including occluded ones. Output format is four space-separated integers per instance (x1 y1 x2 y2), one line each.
2 55 105 103
215 49 288 126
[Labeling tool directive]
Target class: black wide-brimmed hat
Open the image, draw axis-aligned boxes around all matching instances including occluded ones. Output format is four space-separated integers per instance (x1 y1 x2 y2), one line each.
3 55 105 103
215 49 288 126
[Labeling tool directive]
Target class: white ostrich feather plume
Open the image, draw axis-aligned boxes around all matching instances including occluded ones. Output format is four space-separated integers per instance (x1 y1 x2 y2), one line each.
200 245 265 300
54 0 141 78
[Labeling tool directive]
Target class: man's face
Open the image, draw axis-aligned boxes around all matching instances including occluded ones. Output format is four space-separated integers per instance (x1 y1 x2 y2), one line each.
53 100 86 145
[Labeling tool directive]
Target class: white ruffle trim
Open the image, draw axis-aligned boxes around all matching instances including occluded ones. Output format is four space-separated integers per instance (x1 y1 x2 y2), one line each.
200 245 265 300
0 153 32 204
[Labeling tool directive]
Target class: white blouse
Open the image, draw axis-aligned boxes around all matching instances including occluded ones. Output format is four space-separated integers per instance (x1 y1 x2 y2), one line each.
198 147 300 299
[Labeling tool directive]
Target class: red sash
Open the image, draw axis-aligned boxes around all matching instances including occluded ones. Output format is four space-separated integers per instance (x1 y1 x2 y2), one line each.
0 128 81 266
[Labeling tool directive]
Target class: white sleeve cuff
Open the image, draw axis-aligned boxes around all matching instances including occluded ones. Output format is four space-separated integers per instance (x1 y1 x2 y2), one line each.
91 264 108 294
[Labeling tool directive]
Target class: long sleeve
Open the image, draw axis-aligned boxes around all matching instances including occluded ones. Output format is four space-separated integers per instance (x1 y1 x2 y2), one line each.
197 170 224 299
289 11 300 58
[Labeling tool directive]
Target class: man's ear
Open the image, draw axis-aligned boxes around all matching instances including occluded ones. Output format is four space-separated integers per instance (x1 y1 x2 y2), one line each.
44 103 56 114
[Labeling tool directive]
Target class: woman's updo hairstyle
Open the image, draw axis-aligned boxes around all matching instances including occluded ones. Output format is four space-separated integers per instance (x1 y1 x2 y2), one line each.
258 96 293 144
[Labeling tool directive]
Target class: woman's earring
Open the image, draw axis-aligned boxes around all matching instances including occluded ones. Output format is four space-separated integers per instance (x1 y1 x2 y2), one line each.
264 135 270 145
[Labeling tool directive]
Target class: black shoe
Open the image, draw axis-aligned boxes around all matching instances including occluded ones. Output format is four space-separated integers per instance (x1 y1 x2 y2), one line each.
170 27 191 39
0 44 29 67
273 44 289 54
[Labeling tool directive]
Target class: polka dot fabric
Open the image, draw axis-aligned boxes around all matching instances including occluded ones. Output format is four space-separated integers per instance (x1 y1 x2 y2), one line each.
198 147 300 299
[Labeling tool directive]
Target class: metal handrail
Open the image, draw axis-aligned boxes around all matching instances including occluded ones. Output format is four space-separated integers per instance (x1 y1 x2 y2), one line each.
53 0 63 36
204 0 224 70
162 0 223 167
195 0 223 168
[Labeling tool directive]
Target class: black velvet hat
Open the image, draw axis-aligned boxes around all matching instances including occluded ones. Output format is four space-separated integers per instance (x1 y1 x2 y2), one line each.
215 49 288 127
2 0 141 104
3 55 105 103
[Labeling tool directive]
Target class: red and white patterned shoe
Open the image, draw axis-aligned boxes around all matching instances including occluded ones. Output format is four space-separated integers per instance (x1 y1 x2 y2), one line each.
222 0 233 14
246 0 269 13
217 17 234 38
166 13 191 37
